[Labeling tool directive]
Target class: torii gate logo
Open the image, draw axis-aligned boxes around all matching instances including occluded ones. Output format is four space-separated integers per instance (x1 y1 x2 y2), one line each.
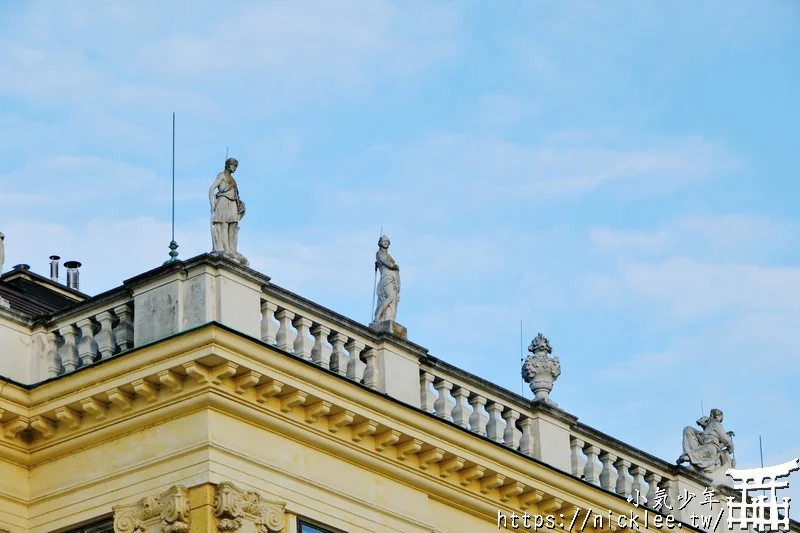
726 458 799 531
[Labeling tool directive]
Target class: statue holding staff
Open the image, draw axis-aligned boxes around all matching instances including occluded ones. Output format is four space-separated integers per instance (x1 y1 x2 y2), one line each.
209 158 248 265
373 235 400 323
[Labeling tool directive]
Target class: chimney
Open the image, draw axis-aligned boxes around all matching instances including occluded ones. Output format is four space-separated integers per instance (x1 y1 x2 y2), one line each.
64 261 82 291
12 264 30 271
49 255 61 282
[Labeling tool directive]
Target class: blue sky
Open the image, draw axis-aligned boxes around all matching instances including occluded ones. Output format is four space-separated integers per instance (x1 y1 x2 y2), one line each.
1 1 798 504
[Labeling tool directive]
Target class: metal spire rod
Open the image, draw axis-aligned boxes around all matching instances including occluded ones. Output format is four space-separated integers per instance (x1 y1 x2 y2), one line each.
172 112 176 242
164 112 180 264
760 435 766 498
520 320 524 397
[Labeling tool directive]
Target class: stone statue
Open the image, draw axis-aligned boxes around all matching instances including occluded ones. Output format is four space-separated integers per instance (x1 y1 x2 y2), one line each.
0 232 4 274
374 235 400 323
209 158 248 266
522 333 561 405
369 235 407 338
677 408 736 480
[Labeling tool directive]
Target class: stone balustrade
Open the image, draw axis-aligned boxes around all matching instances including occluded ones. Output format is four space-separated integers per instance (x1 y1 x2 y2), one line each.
419 357 578 475
259 286 380 390
19 256 420 403
418 355 737 527
419 369 531 455
569 430 675 509
39 294 134 379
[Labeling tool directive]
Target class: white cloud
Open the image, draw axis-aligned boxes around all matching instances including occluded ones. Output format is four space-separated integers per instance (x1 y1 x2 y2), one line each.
590 215 795 260
0 2 459 118
136 2 457 85
508 213 800 473
474 94 540 129
1 217 202 293
326 134 739 214
0 156 164 216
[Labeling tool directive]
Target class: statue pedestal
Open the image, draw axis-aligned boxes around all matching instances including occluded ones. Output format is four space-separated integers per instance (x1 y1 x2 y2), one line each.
212 250 249 268
709 468 733 488
369 320 407 339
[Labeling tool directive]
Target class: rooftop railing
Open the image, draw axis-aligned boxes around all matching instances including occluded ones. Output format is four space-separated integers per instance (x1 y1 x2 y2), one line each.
3 253 797 532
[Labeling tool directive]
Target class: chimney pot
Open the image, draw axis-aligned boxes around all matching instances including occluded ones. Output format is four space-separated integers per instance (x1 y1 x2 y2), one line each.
13 264 30 271
49 255 61 282
64 261 82 291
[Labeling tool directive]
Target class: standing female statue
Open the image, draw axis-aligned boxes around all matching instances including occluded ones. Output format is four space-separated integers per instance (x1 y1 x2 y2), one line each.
374 235 400 323
209 158 247 265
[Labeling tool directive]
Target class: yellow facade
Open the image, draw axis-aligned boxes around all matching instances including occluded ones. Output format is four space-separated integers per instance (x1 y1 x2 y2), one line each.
0 323 684 533
2 255 788 533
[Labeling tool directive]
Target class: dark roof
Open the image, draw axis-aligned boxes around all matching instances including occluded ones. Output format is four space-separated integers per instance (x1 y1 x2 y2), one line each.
0 281 60 316
0 267 84 318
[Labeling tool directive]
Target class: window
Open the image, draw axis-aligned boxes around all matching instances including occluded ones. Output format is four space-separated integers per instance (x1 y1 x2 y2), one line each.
298 517 345 533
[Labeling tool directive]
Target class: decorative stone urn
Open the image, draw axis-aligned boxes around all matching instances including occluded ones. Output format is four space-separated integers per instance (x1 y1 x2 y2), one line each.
521 333 561 405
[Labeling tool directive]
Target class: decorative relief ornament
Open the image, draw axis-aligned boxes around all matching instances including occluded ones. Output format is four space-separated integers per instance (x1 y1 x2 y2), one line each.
214 481 287 533
113 485 190 533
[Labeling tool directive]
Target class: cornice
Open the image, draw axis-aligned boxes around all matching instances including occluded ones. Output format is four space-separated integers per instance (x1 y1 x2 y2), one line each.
0 306 37 326
0 269 87 301
0 324 699 532
122 253 271 292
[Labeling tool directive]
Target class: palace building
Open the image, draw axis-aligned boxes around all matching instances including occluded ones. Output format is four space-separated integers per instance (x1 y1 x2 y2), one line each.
0 244 797 532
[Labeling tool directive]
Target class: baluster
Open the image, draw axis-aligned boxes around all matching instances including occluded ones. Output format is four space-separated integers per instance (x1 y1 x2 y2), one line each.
599 451 617 491
433 379 455 421
76 318 99 366
502 409 521 449
614 459 632 498
95 310 117 359
329 332 349 376
658 478 675 513
113 304 134 351
345 340 366 382
485 401 505 443
310 324 332 369
274 309 295 352
292 316 313 360
260 300 278 345
468 393 489 436
362 347 379 390
451 387 470 428
630 466 646 505
420 372 435 414
570 437 585 477
645 472 662 509
518 417 534 457
46 331 62 378
582 445 600 485
58 325 80 373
